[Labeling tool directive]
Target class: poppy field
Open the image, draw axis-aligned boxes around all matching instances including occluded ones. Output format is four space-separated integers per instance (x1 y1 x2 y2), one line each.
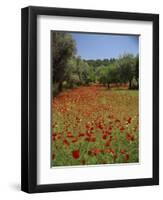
51 84 139 167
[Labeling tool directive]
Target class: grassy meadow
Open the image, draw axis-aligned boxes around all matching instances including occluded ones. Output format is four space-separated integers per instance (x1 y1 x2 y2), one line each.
51 84 139 166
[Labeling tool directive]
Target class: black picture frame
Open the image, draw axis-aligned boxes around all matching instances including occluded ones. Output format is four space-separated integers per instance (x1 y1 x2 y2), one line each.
21 6 159 193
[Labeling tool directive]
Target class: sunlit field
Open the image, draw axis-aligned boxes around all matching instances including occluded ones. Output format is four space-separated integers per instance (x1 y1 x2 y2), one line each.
51 84 139 166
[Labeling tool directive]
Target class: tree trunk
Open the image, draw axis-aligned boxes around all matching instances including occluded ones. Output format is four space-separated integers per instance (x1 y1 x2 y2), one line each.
136 79 139 89
58 81 63 92
129 80 132 89
108 83 110 89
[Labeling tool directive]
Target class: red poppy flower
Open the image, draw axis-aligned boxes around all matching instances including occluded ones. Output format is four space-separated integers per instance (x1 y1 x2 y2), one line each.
52 132 57 137
127 117 132 124
105 130 111 135
99 124 103 130
109 135 113 141
85 124 91 129
120 126 125 132
102 134 107 140
85 137 96 142
105 140 111 146
72 150 80 159
67 132 73 138
97 123 103 130
91 137 96 142
86 132 92 137
104 148 111 153
78 133 85 137
120 149 126 154
63 139 70 146
72 137 78 143
126 133 134 141
88 148 101 156
125 153 129 161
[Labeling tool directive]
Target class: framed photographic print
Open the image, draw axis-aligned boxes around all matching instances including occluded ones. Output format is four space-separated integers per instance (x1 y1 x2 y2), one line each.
21 6 159 193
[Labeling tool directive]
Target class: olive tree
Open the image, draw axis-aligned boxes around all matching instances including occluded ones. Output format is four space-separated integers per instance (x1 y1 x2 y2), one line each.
52 32 76 94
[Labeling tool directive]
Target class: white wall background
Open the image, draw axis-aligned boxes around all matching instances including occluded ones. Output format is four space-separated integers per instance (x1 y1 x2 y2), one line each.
0 0 161 199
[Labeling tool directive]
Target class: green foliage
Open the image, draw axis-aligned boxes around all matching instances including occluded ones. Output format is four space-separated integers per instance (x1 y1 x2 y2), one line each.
96 66 108 86
65 57 94 88
118 54 136 88
85 58 116 68
107 63 120 87
96 54 139 89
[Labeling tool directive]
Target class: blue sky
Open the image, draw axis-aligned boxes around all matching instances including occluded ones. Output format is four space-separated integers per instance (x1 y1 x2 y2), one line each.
71 33 139 60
